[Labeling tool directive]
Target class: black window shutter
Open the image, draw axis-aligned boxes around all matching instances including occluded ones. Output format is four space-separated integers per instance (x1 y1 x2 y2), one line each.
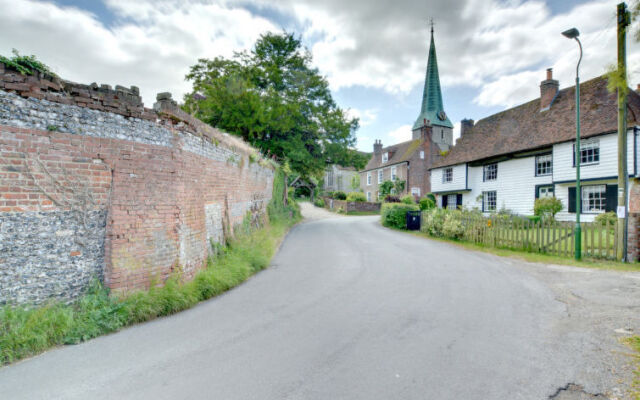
605 184 618 212
456 194 463 209
442 195 448 209
572 144 576 167
535 186 540 199
568 187 576 213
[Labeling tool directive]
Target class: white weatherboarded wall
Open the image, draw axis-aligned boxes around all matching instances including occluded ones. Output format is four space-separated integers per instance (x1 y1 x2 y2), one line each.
462 156 552 214
431 164 466 193
553 132 635 182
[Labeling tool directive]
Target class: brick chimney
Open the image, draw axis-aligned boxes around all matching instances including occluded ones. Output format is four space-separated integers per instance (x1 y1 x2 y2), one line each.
636 84 640 94
421 121 433 140
540 68 559 111
460 119 474 137
373 139 382 155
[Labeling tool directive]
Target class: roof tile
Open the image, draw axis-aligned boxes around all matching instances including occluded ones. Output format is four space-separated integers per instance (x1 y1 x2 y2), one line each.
431 75 640 168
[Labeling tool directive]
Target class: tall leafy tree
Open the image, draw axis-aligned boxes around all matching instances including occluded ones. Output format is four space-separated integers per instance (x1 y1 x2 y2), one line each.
183 32 364 179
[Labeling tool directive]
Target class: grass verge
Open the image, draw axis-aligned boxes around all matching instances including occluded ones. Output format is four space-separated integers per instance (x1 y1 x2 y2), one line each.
0 211 299 366
345 210 380 216
387 225 639 272
625 336 640 400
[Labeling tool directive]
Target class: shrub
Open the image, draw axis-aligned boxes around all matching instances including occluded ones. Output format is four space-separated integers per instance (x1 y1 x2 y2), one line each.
526 215 541 224
384 195 400 203
379 180 395 197
421 208 449 236
595 211 617 229
332 191 347 200
419 197 435 211
442 212 465 239
381 203 419 229
400 194 415 204
314 198 325 208
425 193 436 203
533 197 563 220
346 192 367 202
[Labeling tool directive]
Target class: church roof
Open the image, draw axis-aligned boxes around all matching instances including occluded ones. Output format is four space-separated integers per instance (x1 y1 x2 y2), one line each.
413 27 453 130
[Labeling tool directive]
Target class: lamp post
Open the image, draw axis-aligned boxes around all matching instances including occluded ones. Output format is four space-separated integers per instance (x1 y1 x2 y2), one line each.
562 27 582 260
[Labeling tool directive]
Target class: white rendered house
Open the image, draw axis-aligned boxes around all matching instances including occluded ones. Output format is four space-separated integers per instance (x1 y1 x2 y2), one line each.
430 70 640 222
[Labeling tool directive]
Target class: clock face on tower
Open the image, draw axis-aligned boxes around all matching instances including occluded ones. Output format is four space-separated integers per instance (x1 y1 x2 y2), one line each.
437 111 447 121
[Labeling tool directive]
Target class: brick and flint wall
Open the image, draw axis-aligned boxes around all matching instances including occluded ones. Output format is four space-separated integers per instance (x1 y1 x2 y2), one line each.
0 63 274 305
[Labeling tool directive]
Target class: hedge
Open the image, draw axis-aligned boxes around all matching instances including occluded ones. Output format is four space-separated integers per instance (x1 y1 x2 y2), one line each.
381 203 420 229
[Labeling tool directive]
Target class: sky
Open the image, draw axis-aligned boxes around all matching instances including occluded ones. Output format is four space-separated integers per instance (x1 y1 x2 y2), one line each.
0 0 638 152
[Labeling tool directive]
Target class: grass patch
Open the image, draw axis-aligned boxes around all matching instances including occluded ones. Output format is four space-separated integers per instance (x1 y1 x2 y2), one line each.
625 336 640 399
0 217 297 366
0 167 300 366
346 210 380 216
386 225 639 272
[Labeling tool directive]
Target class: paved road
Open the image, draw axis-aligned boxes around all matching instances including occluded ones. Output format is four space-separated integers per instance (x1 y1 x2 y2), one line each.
1 203 640 399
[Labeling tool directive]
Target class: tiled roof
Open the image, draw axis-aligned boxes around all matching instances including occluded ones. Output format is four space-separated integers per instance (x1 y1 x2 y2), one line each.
362 138 423 172
431 76 640 168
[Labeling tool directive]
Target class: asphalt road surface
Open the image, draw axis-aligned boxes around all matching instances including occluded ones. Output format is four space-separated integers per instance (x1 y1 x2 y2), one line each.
1 203 639 399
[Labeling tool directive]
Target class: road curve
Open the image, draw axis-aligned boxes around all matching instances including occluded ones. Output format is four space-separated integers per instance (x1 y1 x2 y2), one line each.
1 205 639 399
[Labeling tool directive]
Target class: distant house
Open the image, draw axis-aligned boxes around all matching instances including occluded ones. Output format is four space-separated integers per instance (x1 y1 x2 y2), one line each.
360 26 451 200
430 69 640 222
323 164 359 193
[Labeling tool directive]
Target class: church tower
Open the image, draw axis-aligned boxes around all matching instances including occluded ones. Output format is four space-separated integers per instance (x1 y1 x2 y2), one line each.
412 24 453 149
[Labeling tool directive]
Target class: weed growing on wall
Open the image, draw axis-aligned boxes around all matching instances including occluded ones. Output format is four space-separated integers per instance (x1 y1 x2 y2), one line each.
0 49 57 77
0 166 300 366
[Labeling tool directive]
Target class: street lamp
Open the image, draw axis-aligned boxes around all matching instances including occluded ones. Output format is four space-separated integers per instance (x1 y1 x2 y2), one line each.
562 27 582 260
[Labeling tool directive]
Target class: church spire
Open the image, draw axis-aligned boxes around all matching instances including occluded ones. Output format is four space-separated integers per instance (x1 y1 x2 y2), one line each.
413 23 453 130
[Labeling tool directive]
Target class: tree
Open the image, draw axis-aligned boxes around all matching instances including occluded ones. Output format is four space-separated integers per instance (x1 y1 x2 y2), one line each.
183 32 360 181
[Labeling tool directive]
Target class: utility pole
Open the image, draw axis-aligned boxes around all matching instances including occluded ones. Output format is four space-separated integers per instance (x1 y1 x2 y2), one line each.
616 2 631 261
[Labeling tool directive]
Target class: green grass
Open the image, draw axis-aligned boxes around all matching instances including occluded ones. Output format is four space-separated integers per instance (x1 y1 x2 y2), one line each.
625 336 640 400
345 210 380 216
0 212 299 366
386 225 639 272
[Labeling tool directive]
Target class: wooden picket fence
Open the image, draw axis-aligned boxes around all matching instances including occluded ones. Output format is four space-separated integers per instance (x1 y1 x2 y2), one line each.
459 215 618 259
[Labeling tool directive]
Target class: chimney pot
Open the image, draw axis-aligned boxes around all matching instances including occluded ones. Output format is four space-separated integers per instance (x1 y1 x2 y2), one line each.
373 139 383 154
460 119 474 137
540 68 559 111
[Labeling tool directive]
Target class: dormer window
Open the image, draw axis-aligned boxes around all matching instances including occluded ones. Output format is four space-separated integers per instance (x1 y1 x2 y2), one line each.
382 152 389 163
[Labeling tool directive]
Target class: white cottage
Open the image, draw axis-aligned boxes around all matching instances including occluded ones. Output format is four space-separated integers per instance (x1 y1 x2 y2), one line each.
430 69 640 222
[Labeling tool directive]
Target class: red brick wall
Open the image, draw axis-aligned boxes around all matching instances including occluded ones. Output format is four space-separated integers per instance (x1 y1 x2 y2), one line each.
0 124 273 293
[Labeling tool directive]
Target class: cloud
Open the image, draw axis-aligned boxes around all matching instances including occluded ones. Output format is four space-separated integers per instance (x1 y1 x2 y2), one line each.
0 0 277 105
387 124 413 142
0 0 634 113
346 107 378 127
470 0 632 108
453 121 461 142
271 0 634 109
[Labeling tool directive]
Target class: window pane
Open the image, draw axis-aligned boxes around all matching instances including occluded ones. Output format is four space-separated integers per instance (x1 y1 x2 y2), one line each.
483 164 497 181
536 154 552 176
447 194 457 210
581 185 606 212
483 191 496 212
443 167 453 183
578 140 599 164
